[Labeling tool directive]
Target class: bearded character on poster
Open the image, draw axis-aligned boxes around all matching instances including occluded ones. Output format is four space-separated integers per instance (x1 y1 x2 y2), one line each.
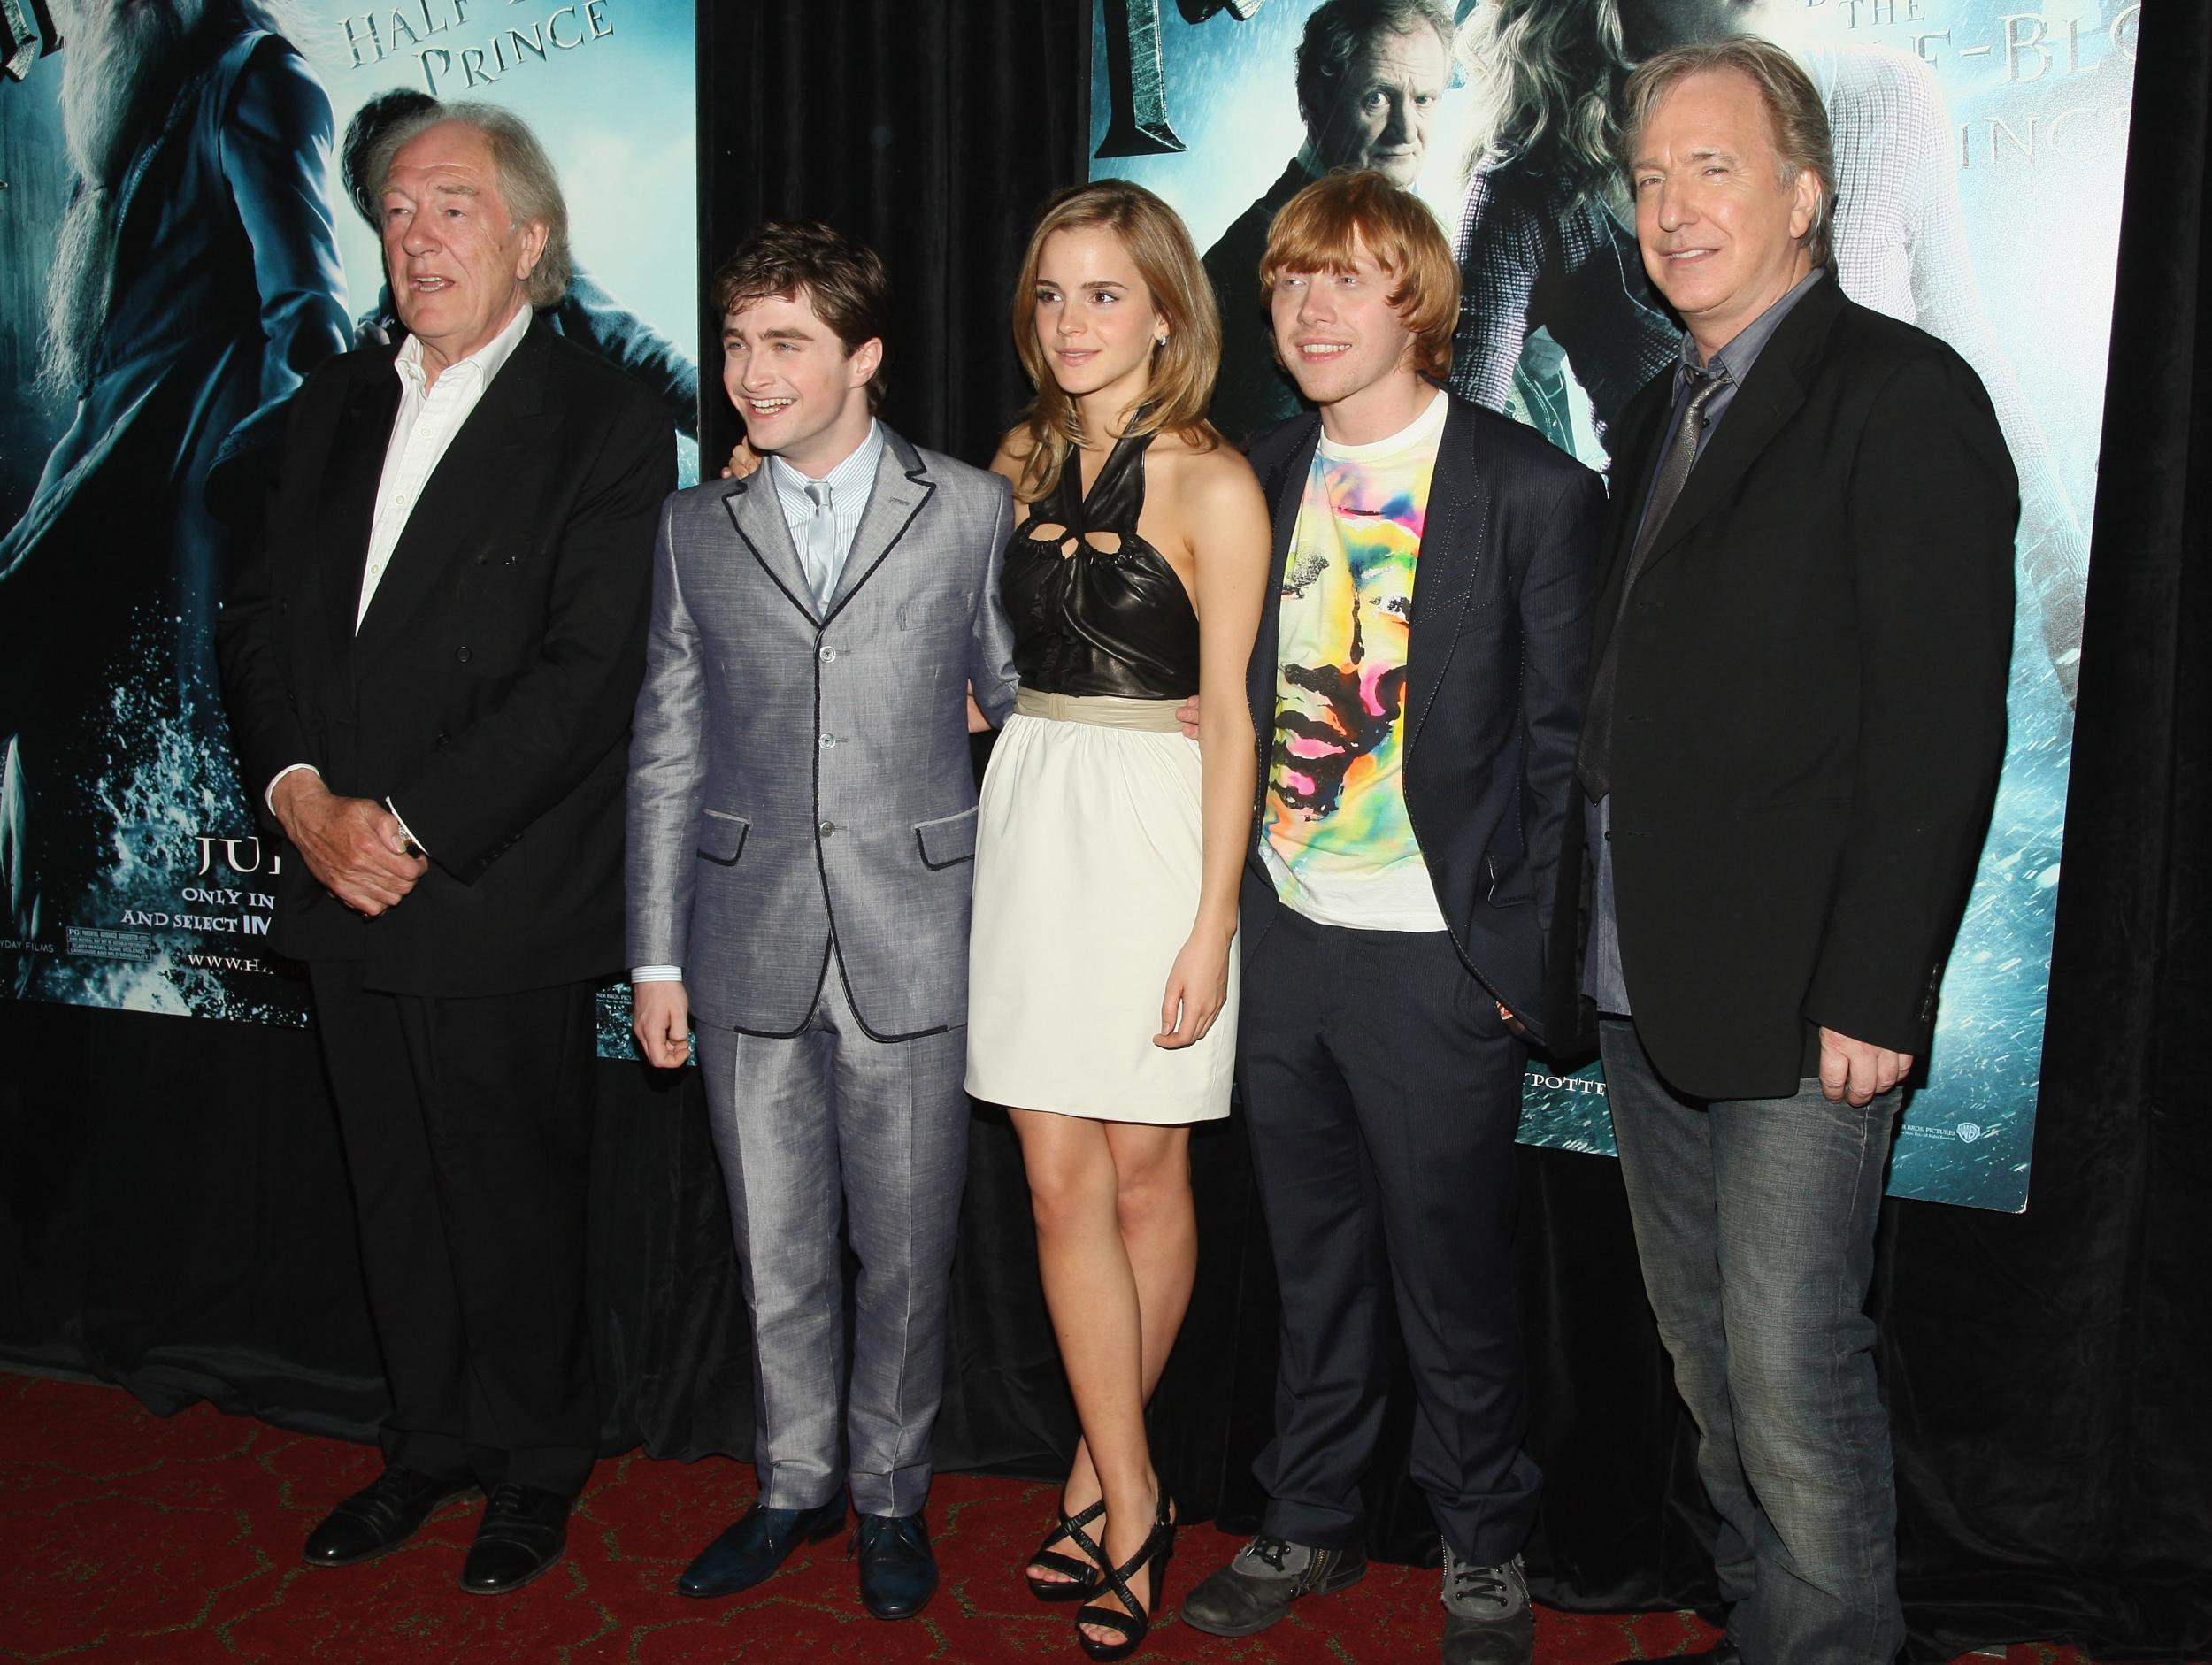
0 0 348 949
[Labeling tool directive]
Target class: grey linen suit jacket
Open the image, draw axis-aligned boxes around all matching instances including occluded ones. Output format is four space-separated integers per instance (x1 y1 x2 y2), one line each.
626 426 1020 1040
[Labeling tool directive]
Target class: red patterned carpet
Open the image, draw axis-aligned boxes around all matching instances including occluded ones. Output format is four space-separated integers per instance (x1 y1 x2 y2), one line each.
0 1374 2121 1664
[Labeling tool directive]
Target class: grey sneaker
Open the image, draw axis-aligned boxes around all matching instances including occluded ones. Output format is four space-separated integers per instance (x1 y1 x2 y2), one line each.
1440 1545 1534 1665
1179 1532 1367 1638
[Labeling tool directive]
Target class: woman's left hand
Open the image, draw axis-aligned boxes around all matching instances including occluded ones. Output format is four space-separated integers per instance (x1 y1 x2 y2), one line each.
1156 926 1232 1049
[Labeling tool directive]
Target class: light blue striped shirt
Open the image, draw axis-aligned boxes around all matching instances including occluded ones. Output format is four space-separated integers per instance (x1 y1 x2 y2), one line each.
769 419 885 600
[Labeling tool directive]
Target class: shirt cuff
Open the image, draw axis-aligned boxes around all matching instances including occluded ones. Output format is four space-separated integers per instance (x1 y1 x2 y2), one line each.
631 965 682 983
265 763 320 817
384 798 427 856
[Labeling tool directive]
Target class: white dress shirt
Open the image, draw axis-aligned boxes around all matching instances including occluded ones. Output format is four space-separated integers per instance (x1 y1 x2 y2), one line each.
632 422 884 987
266 302 537 847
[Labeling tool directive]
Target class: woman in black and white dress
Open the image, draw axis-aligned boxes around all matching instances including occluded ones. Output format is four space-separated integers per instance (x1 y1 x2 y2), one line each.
965 179 1269 1661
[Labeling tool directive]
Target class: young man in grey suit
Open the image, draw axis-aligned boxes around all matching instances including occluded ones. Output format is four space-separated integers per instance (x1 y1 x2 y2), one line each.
624 222 1019 1622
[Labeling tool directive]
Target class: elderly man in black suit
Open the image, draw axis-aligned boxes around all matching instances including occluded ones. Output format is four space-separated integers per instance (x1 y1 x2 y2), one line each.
218 102 672 1595
1573 38 2016 1665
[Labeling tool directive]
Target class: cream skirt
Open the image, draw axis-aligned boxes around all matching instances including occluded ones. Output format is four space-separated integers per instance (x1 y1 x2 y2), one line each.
964 693 1237 1123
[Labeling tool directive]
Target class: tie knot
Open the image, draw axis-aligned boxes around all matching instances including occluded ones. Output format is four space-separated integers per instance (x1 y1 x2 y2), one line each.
805 480 832 513
1686 368 1726 410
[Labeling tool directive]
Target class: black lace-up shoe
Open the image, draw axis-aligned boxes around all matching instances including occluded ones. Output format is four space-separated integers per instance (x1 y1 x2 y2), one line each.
1440 1545 1534 1665
458 1482 570 1594
302 1466 476 1568
1179 1532 1367 1638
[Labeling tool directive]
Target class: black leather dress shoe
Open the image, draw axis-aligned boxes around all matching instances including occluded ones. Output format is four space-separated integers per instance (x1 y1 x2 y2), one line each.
677 1498 847 1599
302 1466 475 1568
1609 1645 1740 1665
458 1482 570 1594
855 1511 938 1621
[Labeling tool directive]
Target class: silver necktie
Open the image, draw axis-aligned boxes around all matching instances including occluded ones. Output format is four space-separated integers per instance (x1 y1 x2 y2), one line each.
802 479 837 609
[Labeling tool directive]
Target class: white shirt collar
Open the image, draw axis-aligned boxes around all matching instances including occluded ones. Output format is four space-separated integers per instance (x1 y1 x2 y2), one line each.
395 297 534 395
768 418 885 506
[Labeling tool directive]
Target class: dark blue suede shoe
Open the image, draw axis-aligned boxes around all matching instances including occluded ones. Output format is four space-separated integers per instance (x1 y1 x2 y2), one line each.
855 1511 938 1621
676 1497 846 1599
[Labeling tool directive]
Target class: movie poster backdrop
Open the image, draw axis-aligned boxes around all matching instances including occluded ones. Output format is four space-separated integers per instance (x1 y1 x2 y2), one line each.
0 0 697 1049
1091 0 2139 1210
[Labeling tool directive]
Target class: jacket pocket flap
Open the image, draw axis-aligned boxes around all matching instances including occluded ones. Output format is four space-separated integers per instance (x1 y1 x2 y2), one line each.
913 805 978 870
696 809 750 866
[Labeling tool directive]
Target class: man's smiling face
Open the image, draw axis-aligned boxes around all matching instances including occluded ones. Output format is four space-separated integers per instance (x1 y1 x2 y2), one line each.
720 287 880 476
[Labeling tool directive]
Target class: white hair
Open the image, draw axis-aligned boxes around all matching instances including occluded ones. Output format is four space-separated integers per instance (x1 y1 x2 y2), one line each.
36 0 311 395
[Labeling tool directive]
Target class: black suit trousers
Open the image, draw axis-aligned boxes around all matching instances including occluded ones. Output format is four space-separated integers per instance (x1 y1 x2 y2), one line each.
309 962 602 1495
1238 909 1542 1565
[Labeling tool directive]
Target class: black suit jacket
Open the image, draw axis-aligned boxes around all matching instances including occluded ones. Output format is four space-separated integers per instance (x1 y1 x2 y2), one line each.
217 317 675 996
1571 275 2018 1099
1242 392 1603 1049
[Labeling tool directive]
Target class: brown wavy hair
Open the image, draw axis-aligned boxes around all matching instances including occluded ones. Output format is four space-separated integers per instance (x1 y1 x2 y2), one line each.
1258 169 1458 381
1009 180 1221 501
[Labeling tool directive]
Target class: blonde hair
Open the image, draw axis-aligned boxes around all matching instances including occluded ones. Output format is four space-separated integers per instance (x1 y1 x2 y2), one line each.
1010 180 1221 501
1258 170 1458 380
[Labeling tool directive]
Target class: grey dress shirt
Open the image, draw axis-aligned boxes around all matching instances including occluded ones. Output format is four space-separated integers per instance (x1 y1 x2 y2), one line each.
1585 269 1828 1016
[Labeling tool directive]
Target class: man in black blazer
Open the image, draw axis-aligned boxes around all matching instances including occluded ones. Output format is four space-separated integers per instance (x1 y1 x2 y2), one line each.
218 105 672 1593
1578 42 2016 1665
1181 171 1601 1665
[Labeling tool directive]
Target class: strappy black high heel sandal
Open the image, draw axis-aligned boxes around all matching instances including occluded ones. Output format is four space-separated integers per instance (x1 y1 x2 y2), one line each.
1024 1498 1105 1602
1075 1492 1175 1662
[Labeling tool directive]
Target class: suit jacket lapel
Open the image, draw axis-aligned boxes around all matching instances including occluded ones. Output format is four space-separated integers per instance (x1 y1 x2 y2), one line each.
723 466 812 618
825 429 933 619
1404 395 1486 745
353 320 549 657
1631 277 1842 584
320 362 403 657
1246 418 1321 771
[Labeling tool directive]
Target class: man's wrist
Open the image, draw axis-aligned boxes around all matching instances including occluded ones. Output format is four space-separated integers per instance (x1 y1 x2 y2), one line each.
267 763 321 820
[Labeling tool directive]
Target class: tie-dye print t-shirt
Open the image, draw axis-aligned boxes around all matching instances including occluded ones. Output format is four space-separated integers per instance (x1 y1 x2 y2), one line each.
1259 391 1448 932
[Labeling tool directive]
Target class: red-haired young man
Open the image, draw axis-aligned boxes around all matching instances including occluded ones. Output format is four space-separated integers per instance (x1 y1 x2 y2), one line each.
1180 171 1602 1665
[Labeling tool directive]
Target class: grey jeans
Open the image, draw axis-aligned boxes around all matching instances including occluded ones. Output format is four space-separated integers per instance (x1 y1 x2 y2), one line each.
1601 1018 1905 1665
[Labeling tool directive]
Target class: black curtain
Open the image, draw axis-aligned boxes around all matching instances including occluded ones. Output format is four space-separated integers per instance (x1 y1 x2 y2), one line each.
2 3 2207 1661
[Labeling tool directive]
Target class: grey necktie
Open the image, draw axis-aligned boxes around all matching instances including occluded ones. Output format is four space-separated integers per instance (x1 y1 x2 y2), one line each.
1576 369 1727 800
801 479 837 609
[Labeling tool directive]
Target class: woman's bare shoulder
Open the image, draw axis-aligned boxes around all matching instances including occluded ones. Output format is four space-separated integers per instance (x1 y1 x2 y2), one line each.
990 424 1040 496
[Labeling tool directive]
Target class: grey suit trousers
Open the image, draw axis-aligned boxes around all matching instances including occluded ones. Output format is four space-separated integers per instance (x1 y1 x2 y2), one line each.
694 962 969 1518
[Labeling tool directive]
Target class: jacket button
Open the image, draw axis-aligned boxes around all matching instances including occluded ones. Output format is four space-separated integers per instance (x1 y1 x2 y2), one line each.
819 646 837 663
819 733 835 749
819 821 835 837
456 645 472 664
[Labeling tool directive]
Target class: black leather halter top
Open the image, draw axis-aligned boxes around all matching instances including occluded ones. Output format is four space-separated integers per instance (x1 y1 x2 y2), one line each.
1001 429 1202 701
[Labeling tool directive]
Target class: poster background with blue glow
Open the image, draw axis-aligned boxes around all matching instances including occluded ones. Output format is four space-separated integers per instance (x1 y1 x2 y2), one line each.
1090 0 2138 1211
0 0 697 1037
